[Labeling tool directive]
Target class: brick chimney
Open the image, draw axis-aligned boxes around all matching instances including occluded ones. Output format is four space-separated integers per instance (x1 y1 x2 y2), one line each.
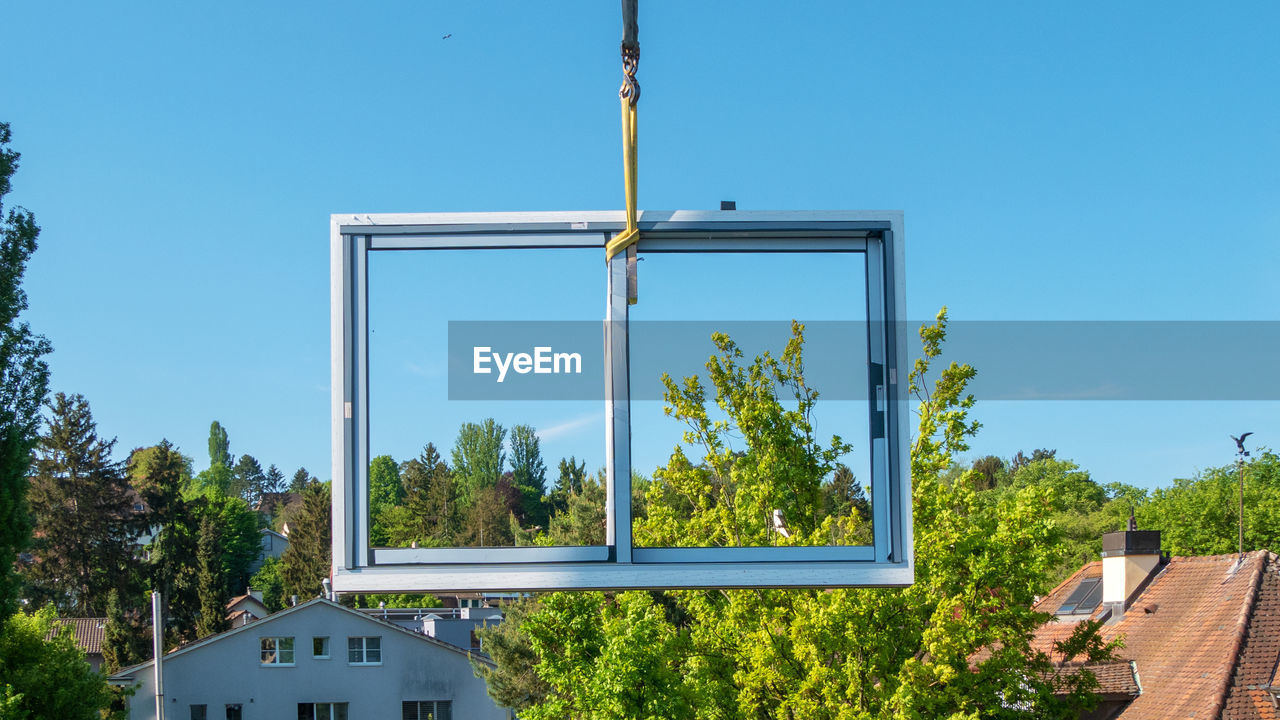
1101 513 1162 613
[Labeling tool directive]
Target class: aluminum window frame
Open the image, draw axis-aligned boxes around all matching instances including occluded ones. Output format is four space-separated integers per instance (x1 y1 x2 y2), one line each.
331 210 911 593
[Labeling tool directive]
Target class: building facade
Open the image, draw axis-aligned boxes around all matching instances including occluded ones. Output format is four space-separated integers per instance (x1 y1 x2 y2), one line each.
110 598 511 720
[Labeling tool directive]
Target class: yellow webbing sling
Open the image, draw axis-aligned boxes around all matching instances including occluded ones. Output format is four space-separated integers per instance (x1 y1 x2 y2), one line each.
605 0 641 274
605 97 639 262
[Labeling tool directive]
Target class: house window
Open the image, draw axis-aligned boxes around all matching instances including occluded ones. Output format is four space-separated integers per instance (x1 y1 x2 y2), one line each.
298 702 349 720
347 636 382 665
225 705 242 720
190 705 207 720
402 700 451 720
261 636 295 665
313 636 330 659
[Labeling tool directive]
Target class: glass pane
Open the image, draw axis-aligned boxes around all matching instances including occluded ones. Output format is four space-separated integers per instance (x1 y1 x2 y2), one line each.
628 251 873 549
313 636 329 657
367 248 606 550
436 700 451 720
335 704 348 720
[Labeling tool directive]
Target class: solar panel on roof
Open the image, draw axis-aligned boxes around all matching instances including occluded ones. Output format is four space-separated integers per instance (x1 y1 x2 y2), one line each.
1058 577 1102 615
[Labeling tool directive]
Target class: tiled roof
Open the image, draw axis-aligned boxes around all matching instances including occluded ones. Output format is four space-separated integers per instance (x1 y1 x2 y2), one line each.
1030 550 1279 719
1049 661 1140 697
1222 558 1280 719
48 617 107 656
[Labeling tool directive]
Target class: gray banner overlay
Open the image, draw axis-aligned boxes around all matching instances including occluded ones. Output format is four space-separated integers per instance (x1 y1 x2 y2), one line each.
446 321 1280 401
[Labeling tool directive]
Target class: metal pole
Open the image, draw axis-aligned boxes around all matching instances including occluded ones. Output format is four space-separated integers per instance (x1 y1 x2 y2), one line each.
1238 457 1246 558
152 591 165 720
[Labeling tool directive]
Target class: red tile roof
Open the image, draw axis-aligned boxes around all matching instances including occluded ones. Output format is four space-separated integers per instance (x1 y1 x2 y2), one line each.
48 617 106 656
1030 550 1280 719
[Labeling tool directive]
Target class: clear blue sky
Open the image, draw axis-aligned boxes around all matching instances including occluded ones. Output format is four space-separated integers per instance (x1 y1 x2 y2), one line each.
3 1 1277 495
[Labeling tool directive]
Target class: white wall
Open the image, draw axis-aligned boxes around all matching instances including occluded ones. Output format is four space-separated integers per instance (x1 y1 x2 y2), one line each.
115 601 511 720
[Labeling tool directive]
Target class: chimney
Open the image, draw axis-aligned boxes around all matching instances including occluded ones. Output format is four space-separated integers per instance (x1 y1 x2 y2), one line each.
1101 515 1162 614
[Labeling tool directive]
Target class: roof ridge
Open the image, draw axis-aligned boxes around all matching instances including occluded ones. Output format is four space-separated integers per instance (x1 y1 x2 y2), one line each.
1167 550 1270 563
1204 552 1267 720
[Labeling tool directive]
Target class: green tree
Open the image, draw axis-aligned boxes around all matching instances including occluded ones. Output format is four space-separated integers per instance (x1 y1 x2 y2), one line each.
24 393 138 616
102 588 148 674
189 461 233 497
0 606 117 720
452 419 506 506
473 599 552 712
1139 451 1280 556
280 481 331 603
510 424 548 527
988 457 1112 582
0 122 52 622
196 515 230 637
262 463 286 497
398 443 457 545
130 441 201 645
231 454 265 507
459 475 521 547
368 455 401 546
497 314 1115 719
250 557 285 612
289 466 316 492
537 471 606 546
970 454 1006 491
207 420 231 469
821 463 872 545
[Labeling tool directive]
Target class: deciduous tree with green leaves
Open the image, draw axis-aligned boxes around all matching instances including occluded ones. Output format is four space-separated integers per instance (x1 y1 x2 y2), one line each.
1138 450 1280 556
207 420 231 469
510 424 549 527
485 312 1116 719
452 418 506 506
0 121 52 622
0 605 118 720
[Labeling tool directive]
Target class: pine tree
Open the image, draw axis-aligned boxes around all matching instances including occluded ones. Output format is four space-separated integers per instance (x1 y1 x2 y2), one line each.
102 588 147 674
196 515 229 637
131 441 201 644
207 421 231 469
262 464 286 496
280 481 331 603
25 393 138 616
231 454 265 507
0 121 53 621
401 443 457 544
289 467 315 493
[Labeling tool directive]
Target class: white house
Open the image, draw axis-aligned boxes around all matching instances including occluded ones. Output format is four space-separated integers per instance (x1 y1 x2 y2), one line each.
109 598 512 720
249 529 289 575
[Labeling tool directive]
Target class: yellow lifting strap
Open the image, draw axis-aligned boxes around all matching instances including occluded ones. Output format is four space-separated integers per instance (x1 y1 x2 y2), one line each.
604 97 639 262
606 0 641 269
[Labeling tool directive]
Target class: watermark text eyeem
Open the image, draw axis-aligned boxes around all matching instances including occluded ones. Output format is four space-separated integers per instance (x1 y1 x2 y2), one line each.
473 346 583 383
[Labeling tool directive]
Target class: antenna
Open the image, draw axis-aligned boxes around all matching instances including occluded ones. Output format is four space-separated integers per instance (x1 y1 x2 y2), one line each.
1232 432 1253 558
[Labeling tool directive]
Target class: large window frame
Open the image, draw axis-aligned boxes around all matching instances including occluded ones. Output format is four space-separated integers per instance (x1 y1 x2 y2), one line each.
331 211 911 593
